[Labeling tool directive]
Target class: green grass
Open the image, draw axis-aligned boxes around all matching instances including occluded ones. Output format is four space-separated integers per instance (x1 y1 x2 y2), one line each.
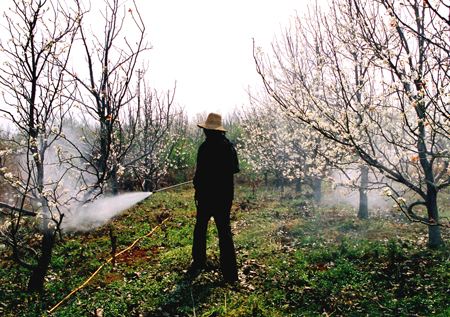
0 185 449 316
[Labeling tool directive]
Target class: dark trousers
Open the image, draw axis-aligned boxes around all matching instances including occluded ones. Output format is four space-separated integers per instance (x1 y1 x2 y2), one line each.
192 199 238 281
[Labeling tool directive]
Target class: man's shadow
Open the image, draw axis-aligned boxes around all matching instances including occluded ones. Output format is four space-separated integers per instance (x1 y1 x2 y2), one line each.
143 264 224 317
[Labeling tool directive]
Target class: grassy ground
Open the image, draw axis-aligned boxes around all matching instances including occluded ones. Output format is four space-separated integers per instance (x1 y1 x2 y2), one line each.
0 185 449 316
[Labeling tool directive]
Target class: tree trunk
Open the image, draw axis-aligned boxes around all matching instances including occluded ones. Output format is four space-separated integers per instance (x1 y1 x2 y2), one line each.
143 178 154 192
428 224 442 248
358 165 369 219
312 178 322 203
295 179 302 193
110 166 119 195
251 180 257 198
27 231 55 292
275 172 281 189
426 191 442 248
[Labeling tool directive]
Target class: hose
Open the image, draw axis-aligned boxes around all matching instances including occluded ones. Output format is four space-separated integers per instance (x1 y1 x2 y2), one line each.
47 181 193 314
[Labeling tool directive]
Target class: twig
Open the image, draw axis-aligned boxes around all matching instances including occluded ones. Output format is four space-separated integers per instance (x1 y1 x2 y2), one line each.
109 226 117 267
0 202 36 216
190 287 197 317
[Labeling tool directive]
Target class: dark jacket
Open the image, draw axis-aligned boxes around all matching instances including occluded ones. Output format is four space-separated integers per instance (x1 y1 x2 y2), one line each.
193 133 239 203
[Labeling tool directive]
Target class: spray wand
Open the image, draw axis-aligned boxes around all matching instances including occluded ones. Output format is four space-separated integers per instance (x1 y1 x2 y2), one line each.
47 180 193 314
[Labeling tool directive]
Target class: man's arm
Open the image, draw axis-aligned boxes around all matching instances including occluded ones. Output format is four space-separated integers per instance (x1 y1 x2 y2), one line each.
230 142 240 174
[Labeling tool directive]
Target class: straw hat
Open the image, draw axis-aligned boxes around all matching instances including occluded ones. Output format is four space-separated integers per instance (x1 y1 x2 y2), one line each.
197 113 227 132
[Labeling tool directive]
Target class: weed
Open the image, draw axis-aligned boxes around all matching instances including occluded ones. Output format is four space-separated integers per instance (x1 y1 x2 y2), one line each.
0 186 448 316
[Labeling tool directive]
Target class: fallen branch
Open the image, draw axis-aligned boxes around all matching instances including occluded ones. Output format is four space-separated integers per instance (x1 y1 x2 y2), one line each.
0 202 36 216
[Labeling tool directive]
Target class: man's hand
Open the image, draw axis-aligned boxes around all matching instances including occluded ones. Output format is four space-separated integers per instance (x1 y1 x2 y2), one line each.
194 191 199 207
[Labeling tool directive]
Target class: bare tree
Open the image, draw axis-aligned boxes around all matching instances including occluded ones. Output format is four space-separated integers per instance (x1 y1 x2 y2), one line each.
0 0 81 291
71 0 148 195
124 75 180 191
254 0 449 246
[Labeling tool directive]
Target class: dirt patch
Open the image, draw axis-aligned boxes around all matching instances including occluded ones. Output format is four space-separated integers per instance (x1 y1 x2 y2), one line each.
116 247 156 265
103 272 122 284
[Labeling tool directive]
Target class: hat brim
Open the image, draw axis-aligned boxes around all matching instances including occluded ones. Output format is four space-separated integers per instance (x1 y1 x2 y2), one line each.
197 123 227 132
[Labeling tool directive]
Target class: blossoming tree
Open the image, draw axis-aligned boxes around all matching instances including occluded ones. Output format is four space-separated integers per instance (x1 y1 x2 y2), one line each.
238 95 344 201
123 78 185 191
254 0 449 247
0 0 82 291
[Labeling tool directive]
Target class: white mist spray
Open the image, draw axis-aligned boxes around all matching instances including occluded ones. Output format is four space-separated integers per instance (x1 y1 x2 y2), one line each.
1 122 155 233
322 170 392 213
62 192 152 232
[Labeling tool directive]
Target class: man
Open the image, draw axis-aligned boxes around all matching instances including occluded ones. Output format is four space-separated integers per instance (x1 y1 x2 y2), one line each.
189 113 239 283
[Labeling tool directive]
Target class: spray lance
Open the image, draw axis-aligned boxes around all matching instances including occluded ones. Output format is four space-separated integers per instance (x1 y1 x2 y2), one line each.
47 180 193 314
105 181 193 267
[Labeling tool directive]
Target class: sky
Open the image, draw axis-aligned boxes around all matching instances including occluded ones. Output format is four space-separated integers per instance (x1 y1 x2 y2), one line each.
0 0 319 121
134 0 313 118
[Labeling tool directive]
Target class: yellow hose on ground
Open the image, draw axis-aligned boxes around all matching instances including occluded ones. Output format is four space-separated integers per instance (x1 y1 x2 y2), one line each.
47 217 171 314
47 181 193 314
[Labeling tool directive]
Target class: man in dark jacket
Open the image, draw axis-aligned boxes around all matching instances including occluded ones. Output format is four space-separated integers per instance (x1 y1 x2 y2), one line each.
189 113 239 283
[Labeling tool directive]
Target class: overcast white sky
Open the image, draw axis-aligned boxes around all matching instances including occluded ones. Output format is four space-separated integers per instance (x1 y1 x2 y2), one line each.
0 0 319 121
136 0 313 117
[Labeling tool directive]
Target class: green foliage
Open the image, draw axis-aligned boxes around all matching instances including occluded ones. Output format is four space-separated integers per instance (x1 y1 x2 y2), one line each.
166 135 197 183
0 185 448 316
